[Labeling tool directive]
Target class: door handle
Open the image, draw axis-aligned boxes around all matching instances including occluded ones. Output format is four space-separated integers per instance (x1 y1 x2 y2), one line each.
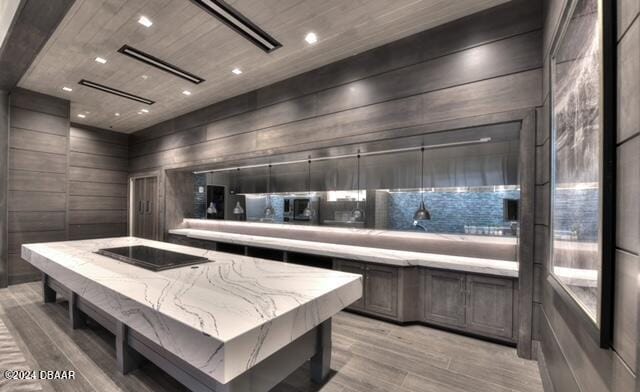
138 200 143 214
145 200 151 214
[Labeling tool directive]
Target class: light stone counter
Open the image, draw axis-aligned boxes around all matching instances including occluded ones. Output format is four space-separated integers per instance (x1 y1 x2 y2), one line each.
22 237 362 384
170 228 519 278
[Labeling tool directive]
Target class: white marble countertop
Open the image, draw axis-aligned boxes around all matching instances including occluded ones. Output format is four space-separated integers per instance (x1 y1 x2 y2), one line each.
170 228 519 278
22 237 361 383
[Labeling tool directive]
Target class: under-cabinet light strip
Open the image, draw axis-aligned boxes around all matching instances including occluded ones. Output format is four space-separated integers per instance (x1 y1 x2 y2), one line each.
78 79 155 105
191 0 281 52
193 137 492 174
118 45 205 84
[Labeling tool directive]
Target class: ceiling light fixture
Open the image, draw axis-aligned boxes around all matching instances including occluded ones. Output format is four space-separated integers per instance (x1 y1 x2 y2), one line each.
140 108 149 113
232 68 242 75
95 57 107 64
190 0 282 53
62 87 72 92
138 16 153 27
115 113 120 116
141 74 149 80
79 79 155 105
182 90 191 96
77 114 86 118
118 45 205 84
305 32 318 44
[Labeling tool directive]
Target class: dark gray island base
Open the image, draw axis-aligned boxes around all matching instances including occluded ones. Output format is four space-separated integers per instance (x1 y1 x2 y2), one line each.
42 273 332 392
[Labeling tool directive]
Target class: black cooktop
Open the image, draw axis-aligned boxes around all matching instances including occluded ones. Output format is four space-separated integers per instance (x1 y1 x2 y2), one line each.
96 245 210 271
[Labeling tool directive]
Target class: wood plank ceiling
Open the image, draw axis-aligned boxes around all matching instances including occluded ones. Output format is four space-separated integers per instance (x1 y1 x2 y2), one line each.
17 0 507 133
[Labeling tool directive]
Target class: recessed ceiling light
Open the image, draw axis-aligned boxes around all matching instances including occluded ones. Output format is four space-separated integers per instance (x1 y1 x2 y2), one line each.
138 15 153 27
182 90 191 96
114 112 120 116
232 68 242 75
137 111 143 115
62 87 72 92
77 114 86 118
140 108 149 113
141 74 148 80
305 32 317 44
95 57 107 64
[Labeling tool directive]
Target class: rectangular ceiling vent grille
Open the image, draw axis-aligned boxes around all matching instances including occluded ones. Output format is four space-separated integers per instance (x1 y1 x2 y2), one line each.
118 45 205 84
78 79 155 105
190 0 282 53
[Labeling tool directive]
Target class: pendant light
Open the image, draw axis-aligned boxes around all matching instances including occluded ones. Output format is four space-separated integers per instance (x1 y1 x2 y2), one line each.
352 150 364 220
206 202 217 215
302 157 314 217
413 146 431 221
264 164 274 218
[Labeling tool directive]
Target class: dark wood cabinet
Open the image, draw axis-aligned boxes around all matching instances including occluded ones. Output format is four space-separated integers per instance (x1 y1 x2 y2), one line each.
133 176 158 240
422 269 466 328
465 274 514 339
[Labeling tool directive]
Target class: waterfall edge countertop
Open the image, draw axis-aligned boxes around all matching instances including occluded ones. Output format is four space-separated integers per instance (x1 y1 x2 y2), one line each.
169 228 519 278
21 237 362 384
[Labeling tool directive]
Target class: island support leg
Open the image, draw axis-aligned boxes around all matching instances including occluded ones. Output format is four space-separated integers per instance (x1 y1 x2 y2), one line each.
69 292 86 329
116 321 143 374
310 319 332 383
42 274 56 303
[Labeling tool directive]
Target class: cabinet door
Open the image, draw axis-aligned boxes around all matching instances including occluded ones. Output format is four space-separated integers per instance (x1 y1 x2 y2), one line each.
133 178 145 237
466 275 514 339
422 269 466 328
365 264 398 318
334 260 365 311
142 177 157 240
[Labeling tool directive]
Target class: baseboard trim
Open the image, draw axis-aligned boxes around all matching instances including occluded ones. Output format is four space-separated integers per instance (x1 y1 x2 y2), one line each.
534 340 555 392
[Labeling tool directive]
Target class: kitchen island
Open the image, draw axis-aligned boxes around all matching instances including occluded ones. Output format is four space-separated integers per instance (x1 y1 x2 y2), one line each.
21 237 362 392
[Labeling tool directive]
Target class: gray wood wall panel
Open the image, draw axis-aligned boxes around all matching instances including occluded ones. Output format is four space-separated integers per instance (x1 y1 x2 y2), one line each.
69 181 127 197
9 128 67 154
69 167 128 184
8 211 66 232
617 17 639 143
0 91 8 288
8 170 66 192
67 124 129 241
7 89 69 284
131 69 542 171
537 0 640 390
10 107 69 136
9 149 67 173
70 136 129 158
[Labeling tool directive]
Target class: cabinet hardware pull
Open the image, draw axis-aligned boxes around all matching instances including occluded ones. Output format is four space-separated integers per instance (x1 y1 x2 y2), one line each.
145 200 151 213
138 200 143 214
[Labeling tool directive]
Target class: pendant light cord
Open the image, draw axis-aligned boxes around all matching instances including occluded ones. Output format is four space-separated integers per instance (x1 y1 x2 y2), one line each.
356 150 361 203
307 156 311 194
420 146 425 203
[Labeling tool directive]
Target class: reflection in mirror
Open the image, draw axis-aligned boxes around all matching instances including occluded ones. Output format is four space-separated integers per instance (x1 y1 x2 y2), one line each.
192 122 522 237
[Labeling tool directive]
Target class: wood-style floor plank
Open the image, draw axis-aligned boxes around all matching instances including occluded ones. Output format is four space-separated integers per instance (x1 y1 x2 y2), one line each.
0 283 542 392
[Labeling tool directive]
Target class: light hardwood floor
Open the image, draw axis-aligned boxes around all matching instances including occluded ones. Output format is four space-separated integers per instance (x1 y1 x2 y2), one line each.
0 282 543 392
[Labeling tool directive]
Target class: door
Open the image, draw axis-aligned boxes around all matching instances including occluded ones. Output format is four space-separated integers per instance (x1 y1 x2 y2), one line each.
132 176 158 240
334 259 365 311
364 264 398 318
422 269 466 328
465 275 514 339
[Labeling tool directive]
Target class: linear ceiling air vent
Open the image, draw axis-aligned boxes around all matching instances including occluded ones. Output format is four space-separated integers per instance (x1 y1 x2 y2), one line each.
78 79 155 105
118 45 205 84
190 0 282 53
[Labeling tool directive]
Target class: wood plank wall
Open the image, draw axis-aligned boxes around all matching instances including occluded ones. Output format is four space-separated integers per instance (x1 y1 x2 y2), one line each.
68 124 129 240
0 91 8 288
129 0 543 174
4 89 130 286
536 0 640 391
7 89 70 285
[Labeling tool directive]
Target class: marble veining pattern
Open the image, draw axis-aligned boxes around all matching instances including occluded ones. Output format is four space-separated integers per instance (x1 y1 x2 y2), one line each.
170 228 519 277
21 237 362 383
